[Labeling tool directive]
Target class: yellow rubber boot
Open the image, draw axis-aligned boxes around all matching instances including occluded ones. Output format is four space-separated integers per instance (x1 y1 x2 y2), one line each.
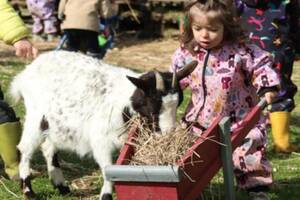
270 112 298 153
0 121 21 180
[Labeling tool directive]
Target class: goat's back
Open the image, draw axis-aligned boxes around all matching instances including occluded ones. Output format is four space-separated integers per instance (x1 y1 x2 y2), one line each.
10 50 138 106
9 51 139 138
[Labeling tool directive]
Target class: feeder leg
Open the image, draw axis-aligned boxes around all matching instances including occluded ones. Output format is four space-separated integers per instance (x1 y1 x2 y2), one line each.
219 117 235 200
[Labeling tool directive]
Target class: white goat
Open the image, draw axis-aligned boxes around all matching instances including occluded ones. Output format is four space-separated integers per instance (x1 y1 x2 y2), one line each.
9 51 197 200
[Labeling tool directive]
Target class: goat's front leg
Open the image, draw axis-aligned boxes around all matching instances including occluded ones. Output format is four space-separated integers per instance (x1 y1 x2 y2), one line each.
92 142 114 200
40 139 70 195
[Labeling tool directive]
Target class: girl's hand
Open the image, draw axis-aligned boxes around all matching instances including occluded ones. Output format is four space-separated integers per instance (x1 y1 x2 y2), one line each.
264 91 278 104
13 38 38 58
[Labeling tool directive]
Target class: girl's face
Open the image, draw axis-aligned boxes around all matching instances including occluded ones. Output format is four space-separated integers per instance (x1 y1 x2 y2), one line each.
191 8 224 50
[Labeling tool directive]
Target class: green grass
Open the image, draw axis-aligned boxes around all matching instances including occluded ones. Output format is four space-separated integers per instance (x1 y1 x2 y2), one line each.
0 60 299 199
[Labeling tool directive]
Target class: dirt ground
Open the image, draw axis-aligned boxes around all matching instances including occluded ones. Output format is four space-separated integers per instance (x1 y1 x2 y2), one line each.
0 33 180 72
104 35 180 72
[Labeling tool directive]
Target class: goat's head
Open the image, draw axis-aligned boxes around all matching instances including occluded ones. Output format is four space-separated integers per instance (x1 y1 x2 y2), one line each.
127 60 198 134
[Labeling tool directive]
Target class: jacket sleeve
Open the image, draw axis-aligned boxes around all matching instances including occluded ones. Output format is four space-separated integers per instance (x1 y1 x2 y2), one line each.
0 0 29 44
58 0 67 20
170 48 193 89
241 43 280 94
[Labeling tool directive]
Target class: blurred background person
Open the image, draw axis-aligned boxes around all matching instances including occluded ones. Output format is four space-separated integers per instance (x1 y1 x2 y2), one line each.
26 0 59 41
234 0 300 153
58 0 116 59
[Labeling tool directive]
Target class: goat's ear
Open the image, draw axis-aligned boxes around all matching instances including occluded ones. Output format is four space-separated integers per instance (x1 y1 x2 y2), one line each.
176 60 198 80
126 76 148 91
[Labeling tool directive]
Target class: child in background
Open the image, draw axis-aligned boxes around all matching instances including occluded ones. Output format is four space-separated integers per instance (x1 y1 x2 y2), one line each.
58 0 114 58
98 0 119 56
26 0 59 41
234 0 300 153
170 0 279 199
0 0 38 180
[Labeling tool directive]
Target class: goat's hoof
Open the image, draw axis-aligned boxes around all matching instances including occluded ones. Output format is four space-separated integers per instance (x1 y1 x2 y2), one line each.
57 184 71 195
101 193 113 200
24 190 36 200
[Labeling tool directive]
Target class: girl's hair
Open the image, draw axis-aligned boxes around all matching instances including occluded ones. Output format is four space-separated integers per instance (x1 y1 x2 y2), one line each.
182 0 246 53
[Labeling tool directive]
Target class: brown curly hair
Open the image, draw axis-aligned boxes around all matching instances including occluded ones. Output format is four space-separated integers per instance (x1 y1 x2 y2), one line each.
182 0 246 54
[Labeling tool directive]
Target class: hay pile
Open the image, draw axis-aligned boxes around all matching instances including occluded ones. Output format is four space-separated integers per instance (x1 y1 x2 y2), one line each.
126 117 199 166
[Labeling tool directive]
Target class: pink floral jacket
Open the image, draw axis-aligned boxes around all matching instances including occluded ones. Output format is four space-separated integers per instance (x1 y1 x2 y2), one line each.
171 42 280 130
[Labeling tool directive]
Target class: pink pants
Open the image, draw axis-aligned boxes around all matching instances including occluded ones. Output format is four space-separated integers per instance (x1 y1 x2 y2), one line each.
232 123 273 189
26 0 58 34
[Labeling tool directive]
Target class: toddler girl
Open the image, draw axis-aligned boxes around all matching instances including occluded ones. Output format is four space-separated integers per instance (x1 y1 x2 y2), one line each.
170 0 279 199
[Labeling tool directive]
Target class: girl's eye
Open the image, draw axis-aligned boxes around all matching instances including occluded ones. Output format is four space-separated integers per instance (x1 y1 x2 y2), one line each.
192 25 202 31
208 28 218 32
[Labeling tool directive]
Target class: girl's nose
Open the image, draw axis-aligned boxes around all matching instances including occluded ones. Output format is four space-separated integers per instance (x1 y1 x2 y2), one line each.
200 29 209 38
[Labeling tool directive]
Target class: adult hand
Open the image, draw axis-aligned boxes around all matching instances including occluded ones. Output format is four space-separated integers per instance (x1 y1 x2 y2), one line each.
13 38 38 58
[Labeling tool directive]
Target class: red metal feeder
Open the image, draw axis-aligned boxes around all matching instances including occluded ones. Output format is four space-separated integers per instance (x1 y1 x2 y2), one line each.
105 100 266 200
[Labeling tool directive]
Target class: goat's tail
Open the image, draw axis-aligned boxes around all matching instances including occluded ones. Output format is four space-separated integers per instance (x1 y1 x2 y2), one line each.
9 74 23 105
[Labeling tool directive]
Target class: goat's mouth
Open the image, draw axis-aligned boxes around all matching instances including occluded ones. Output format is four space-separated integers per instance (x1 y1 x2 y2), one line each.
137 115 176 135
